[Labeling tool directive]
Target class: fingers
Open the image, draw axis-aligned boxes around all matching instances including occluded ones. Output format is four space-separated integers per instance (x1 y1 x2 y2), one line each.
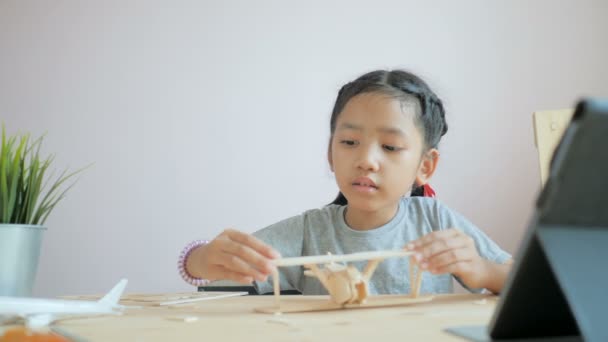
218 250 271 282
225 229 281 259
406 228 479 275
223 230 279 273
405 229 490 289
204 229 280 283
417 235 468 261
407 229 460 252
430 260 473 275
220 245 273 279
421 248 475 273
407 228 474 259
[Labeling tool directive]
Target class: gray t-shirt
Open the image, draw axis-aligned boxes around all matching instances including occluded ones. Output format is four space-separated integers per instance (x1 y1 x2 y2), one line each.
253 197 511 295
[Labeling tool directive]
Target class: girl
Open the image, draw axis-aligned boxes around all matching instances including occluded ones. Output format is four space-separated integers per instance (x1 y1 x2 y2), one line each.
178 70 512 295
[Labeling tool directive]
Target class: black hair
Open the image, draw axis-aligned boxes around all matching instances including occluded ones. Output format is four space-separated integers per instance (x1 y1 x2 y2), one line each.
329 70 448 205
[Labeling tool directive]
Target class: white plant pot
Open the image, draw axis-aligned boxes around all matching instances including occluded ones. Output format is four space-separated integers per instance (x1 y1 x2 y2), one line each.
0 224 46 297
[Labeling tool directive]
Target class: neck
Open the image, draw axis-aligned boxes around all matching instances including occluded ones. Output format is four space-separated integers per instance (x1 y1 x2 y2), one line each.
344 202 400 231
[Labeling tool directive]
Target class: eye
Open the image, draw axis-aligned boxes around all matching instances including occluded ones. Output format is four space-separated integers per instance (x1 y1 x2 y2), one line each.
382 144 401 152
340 140 358 146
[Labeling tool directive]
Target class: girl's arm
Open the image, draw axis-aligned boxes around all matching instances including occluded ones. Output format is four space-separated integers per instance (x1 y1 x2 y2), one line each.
407 228 512 294
185 229 281 284
476 258 513 294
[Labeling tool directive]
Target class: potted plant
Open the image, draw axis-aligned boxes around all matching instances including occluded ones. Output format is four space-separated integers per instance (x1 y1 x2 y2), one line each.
0 125 83 296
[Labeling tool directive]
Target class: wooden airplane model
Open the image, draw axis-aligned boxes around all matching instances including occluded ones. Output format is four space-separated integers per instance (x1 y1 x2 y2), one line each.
255 250 432 314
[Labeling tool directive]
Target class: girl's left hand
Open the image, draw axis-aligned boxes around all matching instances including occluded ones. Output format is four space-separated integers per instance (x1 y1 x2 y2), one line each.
406 228 489 289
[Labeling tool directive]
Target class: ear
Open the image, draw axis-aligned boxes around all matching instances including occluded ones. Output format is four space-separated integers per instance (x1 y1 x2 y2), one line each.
415 148 440 186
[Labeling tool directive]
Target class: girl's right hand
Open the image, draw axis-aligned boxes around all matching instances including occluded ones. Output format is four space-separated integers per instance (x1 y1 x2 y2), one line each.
188 229 281 284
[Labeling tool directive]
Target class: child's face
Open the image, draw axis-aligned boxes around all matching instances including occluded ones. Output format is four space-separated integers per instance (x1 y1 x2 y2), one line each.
329 92 436 212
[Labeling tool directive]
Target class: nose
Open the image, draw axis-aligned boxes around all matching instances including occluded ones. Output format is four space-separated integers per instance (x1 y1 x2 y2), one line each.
356 144 380 172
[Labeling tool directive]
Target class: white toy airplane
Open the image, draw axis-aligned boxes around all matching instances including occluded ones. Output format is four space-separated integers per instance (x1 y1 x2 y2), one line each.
0 279 128 331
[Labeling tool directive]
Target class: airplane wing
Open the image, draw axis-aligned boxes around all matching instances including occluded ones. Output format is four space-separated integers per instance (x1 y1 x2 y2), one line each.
0 312 58 331
273 250 414 267
25 313 55 331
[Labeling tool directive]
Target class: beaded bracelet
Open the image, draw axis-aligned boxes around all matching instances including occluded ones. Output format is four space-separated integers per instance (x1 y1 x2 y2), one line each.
178 239 210 286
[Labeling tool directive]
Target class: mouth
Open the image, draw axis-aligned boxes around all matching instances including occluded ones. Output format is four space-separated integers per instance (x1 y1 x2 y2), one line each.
352 177 378 189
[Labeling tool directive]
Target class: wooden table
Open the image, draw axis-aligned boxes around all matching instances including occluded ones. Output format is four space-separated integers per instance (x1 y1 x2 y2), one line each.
53 293 495 341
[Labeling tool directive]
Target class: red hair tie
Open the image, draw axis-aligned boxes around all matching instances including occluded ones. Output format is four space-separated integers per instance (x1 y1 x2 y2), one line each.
422 184 436 198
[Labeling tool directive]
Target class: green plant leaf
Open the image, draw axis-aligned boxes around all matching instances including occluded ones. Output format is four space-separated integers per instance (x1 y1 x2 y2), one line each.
0 126 13 222
0 125 86 225
25 157 48 224
6 136 27 222
13 151 27 223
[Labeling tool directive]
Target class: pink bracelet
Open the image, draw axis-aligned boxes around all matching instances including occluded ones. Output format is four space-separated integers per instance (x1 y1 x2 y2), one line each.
178 239 210 286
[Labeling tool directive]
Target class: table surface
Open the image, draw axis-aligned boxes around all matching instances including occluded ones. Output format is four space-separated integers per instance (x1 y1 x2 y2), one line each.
47 292 496 341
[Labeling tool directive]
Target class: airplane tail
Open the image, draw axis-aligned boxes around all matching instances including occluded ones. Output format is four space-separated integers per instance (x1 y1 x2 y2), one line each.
98 279 128 307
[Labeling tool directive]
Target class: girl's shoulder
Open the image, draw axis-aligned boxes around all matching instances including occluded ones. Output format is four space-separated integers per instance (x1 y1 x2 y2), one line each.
400 196 468 228
299 204 345 229
401 196 448 214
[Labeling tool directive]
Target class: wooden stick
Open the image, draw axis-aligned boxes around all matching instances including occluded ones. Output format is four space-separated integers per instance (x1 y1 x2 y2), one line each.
272 268 280 309
362 259 381 281
306 264 331 290
413 265 423 298
409 257 415 295
159 292 247 306
273 250 414 267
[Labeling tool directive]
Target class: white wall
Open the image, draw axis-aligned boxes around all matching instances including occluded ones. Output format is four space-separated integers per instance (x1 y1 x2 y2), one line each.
1 0 607 297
